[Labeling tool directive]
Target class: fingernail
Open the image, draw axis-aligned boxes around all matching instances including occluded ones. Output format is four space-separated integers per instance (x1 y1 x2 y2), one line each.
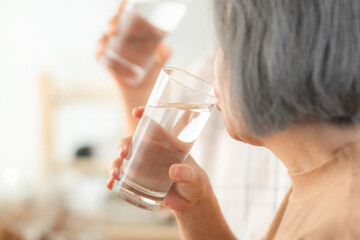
118 146 124 157
121 151 127 158
120 147 128 158
172 167 181 178
110 167 118 178
181 168 191 181
131 108 137 116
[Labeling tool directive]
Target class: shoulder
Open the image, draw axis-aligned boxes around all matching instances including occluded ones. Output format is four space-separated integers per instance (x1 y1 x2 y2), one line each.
342 170 360 239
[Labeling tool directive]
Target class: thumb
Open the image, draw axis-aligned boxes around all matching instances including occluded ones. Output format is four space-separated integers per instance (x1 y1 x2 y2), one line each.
169 164 209 203
169 164 201 186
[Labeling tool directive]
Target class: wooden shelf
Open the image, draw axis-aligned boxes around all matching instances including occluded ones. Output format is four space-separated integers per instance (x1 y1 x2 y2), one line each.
40 74 122 178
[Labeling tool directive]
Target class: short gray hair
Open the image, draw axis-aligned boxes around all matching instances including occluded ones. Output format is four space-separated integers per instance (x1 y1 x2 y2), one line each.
214 0 360 136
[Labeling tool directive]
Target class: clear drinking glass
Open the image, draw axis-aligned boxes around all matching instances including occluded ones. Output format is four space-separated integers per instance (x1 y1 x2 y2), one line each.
112 67 217 210
101 0 190 86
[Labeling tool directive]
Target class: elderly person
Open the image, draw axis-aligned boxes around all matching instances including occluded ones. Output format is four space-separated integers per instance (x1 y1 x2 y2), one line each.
98 2 290 239
107 0 360 239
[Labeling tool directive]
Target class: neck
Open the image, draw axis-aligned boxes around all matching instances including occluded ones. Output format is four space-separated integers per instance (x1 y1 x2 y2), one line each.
263 123 360 174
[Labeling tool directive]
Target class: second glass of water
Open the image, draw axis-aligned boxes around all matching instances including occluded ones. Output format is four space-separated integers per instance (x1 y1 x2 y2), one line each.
112 67 217 210
101 0 190 86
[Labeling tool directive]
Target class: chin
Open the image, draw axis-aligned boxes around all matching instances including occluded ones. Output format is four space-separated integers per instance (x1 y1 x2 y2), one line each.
225 122 264 146
244 135 264 147
227 130 242 141
224 123 244 141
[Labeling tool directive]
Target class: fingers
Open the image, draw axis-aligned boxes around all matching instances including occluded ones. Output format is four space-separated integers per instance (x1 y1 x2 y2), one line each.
108 157 123 179
106 157 123 190
169 155 207 189
107 0 127 35
118 1 126 13
117 136 132 157
106 177 115 190
106 135 133 190
95 22 116 60
107 15 119 35
168 160 210 204
106 24 117 36
132 106 145 119
169 164 201 185
95 34 108 60
96 1 126 60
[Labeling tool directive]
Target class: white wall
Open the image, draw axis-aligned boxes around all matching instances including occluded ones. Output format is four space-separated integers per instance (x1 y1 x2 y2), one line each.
0 0 215 197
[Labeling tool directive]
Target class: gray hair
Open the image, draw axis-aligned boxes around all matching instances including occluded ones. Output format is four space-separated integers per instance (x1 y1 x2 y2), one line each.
214 0 360 136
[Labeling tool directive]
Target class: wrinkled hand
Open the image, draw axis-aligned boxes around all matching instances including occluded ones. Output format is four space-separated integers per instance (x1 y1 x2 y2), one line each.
95 1 171 89
106 107 212 212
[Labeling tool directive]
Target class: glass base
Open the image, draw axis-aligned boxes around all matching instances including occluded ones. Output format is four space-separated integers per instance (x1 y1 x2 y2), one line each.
112 179 164 211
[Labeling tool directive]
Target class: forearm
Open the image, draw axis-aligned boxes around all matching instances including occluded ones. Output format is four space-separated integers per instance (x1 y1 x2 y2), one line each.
173 189 236 240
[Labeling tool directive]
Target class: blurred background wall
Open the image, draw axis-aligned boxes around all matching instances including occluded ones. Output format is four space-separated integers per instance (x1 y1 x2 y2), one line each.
0 0 215 239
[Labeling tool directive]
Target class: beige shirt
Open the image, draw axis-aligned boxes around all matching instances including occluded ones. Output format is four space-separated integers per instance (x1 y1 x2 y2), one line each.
263 142 360 239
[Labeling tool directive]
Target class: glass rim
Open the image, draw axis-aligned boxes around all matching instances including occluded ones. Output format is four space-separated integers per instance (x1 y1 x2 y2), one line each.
161 66 218 100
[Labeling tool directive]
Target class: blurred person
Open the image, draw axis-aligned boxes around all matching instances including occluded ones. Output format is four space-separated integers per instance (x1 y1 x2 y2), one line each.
106 0 360 239
97 2 289 239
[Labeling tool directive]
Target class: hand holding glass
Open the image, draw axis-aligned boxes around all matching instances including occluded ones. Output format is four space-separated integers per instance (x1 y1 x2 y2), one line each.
112 67 217 210
101 0 189 86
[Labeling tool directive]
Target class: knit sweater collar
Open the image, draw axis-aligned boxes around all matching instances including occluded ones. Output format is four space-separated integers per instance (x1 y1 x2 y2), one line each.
288 141 360 201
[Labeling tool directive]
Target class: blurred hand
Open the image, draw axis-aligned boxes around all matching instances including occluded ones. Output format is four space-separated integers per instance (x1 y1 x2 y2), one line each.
95 1 171 90
106 107 212 212
96 2 172 134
